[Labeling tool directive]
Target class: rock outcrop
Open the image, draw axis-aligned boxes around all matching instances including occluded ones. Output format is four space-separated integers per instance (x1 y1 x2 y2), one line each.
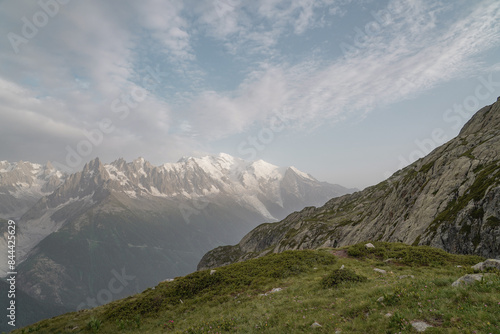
199 98 500 270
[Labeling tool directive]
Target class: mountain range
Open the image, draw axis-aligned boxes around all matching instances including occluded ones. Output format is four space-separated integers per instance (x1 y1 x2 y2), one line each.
4 97 500 332
0 153 353 329
198 97 500 270
0 161 66 219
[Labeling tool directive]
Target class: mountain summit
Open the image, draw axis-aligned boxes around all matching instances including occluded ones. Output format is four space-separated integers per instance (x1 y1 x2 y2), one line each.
198 98 500 270
0 154 353 317
0 161 66 219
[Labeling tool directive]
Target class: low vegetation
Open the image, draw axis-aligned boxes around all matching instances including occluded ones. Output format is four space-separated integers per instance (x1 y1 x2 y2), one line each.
11 242 500 333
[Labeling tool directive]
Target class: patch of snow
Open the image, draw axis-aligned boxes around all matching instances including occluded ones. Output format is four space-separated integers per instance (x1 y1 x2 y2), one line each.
138 167 147 177
0 194 94 276
105 165 129 186
124 190 137 198
202 185 220 195
161 163 177 173
193 156 225 179
150 186 170 198
216 153 236 170
251 160 282 180
289 166 314 180
242 195 276 220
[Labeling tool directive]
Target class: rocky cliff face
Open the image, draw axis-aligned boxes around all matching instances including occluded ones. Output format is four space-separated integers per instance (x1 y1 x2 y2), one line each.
198 98 500 270
0 161 66 219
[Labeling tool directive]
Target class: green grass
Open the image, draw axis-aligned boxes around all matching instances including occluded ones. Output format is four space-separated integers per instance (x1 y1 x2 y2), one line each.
12 243 500 334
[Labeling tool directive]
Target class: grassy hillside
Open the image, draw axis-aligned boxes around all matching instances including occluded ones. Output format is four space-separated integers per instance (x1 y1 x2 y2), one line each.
11 243 500 334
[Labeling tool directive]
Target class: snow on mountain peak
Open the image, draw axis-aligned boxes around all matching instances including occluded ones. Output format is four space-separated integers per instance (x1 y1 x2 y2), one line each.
289 166 315 180
249 160 282 180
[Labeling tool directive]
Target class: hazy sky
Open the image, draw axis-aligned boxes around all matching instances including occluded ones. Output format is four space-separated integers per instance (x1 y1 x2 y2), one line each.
0 0 499 189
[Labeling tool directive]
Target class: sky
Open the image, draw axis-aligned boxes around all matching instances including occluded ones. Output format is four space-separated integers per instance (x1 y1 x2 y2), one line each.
0 0 499 189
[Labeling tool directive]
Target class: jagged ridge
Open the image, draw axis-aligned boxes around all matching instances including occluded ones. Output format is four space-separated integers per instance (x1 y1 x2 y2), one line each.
198 98 500 270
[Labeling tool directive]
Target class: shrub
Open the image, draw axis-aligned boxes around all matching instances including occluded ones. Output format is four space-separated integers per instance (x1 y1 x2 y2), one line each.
388 312 411 331
105 250 336 320
87 317 102 333
321 268 367 288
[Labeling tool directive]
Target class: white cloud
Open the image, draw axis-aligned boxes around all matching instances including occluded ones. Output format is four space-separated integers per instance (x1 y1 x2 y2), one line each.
196 0 348 56
0 0 498 168
183 0 500 138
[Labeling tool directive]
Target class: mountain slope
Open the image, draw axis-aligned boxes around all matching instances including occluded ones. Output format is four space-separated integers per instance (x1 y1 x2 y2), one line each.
1 154 353 314
0 161 66 219
11 243 499 334
198 98 500 270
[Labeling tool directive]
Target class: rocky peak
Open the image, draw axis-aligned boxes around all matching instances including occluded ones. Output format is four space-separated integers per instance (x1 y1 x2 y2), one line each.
459 98 500 136
198 99 500 270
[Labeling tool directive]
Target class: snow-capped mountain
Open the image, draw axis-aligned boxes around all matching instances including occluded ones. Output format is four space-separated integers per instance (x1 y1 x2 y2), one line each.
1 154 354 313
101 153 349 219
0 161 66 219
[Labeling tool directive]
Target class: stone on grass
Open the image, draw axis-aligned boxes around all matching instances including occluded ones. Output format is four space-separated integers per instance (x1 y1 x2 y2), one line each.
377 296 384 302
471 259 500 272
365 243 375 249
260 288 283 296
398 275 415 279
411 321 432 332
311 321 322 328
210 270 217 275
452 274 489 287
373 268 387 275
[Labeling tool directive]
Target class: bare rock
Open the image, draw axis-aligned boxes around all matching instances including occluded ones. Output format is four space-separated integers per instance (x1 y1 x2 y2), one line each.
452 274 490 287
411 321 433 332
398 275 415 279
311 321 322 328
471 259 500 272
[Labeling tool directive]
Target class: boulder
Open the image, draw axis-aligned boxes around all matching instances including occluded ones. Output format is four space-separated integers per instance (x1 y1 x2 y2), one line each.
452 274 490 287
471 259 500 272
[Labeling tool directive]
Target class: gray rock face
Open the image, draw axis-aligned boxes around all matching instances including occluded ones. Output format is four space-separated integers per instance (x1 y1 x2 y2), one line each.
198 99 500 270
0 161 66 219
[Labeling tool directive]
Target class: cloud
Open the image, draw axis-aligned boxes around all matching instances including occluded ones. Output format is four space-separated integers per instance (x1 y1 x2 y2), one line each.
0 0 498 168
0 0 180 166
195 0 349 57
183 0 500 139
